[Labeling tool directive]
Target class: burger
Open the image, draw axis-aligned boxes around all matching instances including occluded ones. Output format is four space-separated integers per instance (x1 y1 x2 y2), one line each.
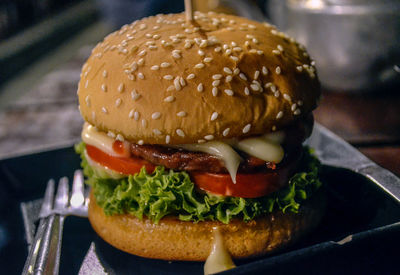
75 12 324 264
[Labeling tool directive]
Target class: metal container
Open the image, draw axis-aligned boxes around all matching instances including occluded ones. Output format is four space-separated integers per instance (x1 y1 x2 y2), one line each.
268 0 400 92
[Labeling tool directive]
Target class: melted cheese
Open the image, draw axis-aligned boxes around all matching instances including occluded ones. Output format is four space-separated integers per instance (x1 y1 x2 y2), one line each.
204 227 236 275
81 122 130 157
235 137 284 163
177 142 242 183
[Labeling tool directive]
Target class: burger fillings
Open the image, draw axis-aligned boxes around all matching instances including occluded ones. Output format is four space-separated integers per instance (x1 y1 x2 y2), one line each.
75 11 324 267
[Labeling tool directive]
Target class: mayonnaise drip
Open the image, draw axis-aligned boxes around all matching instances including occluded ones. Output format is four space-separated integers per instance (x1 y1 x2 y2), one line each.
204 227 236 275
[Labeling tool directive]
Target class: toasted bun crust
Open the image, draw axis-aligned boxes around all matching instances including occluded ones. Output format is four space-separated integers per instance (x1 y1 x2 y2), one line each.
88 191 325 261
78 12 320 144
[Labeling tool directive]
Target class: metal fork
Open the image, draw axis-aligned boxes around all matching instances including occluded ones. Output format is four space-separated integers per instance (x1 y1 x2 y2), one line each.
22 170 88 275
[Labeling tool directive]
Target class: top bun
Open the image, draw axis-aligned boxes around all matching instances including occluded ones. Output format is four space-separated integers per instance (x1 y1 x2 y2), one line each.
78 12 320 145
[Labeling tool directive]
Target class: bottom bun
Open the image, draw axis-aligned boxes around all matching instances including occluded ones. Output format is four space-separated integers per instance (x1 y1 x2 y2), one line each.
88 191 325 261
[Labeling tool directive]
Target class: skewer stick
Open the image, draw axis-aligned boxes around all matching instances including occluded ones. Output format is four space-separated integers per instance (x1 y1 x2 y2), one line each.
185 0 193 22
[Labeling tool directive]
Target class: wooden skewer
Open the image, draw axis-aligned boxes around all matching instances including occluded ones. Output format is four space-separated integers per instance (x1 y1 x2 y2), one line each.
185 0 193 22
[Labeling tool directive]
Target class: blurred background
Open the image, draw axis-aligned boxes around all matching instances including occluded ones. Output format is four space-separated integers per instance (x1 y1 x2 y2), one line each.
0 0 399 175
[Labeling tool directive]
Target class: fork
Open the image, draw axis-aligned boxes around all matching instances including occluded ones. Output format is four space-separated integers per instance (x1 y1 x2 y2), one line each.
22 170 88 275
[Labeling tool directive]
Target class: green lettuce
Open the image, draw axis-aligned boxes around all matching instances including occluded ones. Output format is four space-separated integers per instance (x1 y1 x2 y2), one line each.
75 142 322 224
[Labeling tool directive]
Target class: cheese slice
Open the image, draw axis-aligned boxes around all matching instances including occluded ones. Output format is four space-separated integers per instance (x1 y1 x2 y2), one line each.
81 122 130 157
204 227 236 275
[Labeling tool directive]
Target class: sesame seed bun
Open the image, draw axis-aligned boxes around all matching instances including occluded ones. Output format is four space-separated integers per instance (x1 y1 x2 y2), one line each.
78 12 320 145
88 190 326 261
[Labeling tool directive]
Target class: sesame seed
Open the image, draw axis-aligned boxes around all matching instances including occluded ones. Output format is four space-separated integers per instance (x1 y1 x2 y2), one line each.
283 94 291 101
166 85 175 92
212 87 218 96
248 82 258 91
291 103 297 111
242 124 251 133
212 80 220 87
214 47 222 52
212 74 222 80
204 135 214 140
118 83 125 93
262 66 268 75
102 107 108 114
277 44 284 51
252 38 259 44
224 89 234 96
223 67 232 74
101 84 107 92
197 83 204 92
294 109 301 115
233 47 242 52
138 140 144 145
103 70 108 77
187 73 195 80
164 96 175 102
172 52 181 59
198 139 206 143
107 131 115 138
274 90 280 97
85 80 89 88
115 98 122 107
244 87 250 95
176 129 185 137
139 24 147 30
85 95 91 107
129 109 135 118
161 62 171 68
296 66 303 72
137 72 144 79
239 73 247 80
254 70 260 79
222 128 230 137
230 56 239 61
151 65 160 70
275 66 281 74
180 77 186 86
174 77 182 91
153 34 160 39
138 50 147 57
177 111 187 117
249 49 257 54
276 111 283 119
233 68 240 75
163 75 173 80
225 49 232 55
137 58 144 65
116 134 125 142
149 45 158 50
272 49 281 55
166 135 171 144
152 112 161 120
204 57 213 63
195 63 205 69
153 129 162 135
131 62 138 71
225 75 232 82
244 41 250 47
297 100 303 106
141 119 147 127
184 42 192 49
131 89 141 100
211 112 219 121
198 50 205 56
311 60 316 66
134 111 140 121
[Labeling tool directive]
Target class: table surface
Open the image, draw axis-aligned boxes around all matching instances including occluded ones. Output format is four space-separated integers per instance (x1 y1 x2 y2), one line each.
0 40 399 178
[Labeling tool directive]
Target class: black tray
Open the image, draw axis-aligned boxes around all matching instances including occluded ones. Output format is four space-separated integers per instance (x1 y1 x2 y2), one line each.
0 124 399 274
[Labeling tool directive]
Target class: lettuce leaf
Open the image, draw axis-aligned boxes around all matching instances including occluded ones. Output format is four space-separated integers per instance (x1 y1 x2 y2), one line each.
75 142 322 224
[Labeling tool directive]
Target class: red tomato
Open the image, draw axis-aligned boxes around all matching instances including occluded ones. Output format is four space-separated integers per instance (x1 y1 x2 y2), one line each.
86 144 297 198
86 145 155 175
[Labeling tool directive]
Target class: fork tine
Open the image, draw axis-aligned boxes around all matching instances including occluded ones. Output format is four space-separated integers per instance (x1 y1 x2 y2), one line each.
39 179 55 218
71 170 85 207
54 177 69 212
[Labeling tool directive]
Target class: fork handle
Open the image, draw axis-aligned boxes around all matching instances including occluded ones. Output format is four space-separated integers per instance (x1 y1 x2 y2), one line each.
35 214 65 275
22 214 65 275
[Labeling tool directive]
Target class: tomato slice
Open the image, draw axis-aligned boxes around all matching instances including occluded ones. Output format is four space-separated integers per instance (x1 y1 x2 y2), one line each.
86 145 155 175
86 144 298 198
